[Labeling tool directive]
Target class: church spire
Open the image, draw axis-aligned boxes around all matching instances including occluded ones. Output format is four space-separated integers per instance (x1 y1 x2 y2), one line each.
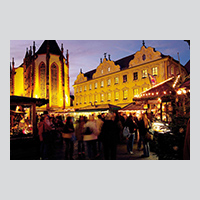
142 40 145 47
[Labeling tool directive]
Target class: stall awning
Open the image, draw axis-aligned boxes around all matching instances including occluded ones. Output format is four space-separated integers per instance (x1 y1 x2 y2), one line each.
10 96 49 107
76 104 121 112
132 76 177 102
118 103 145 112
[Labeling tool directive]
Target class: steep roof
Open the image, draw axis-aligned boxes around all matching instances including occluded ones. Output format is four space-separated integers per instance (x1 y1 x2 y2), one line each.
36 40 62 56
114 53 135 70
84 69 96 80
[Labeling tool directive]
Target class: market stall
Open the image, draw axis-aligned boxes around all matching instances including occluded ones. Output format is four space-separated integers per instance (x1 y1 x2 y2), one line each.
132 76 178 122
74 103 121 120
10 96 49 137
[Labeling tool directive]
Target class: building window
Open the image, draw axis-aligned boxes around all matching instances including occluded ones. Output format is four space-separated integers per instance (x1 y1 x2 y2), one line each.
107 92 111 101
80 97 82 104
133 72 138 80
51 63 58 106
142 69 147 78
152 67 158 76
115 91 119 101
123 90 128 100
89 84 92 90
80 87 82 92
101 69 103 74
114 77 119 84
133 88 139 96
84 85 87 91
107 79 111 86
39 62 46 98
100 93 104 102
84 96 87 104
94 94 97 103
123 75 127 83
76 87 79 93
100 80 104 88
108 67 110 72
171 66 174 75
89 95 92 103
143 87 148 92
94 82 97 89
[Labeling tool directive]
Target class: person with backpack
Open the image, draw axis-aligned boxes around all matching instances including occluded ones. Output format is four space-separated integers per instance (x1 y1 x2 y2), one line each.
83 115 98 160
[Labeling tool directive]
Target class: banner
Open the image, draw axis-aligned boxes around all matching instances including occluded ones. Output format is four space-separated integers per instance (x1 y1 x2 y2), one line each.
148 73 156 86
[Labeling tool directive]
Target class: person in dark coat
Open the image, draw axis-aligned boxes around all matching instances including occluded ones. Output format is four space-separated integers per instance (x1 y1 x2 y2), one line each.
100 113 119 160
75 116 86 159
124 115 137 154
137 113 150 157
62 116 75 160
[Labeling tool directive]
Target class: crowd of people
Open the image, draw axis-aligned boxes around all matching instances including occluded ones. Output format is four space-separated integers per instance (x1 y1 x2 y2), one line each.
37 110 152 160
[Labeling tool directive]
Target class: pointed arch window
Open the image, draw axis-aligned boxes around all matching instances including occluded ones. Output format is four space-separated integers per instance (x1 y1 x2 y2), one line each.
39 62 46 98
51 63 58 106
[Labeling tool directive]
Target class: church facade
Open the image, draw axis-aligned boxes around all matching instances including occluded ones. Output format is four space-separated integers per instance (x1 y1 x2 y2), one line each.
10 40 70 111
73 43 188 109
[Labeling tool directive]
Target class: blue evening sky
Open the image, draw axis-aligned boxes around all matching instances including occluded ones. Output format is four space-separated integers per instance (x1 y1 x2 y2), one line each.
10 40 190 94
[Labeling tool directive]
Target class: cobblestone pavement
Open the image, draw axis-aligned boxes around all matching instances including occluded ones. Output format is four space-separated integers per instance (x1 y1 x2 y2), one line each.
52 139 158 160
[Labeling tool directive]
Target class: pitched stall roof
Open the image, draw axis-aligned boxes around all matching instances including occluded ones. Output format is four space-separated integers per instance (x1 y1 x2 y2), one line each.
76 104 121 112
133 77 177 101
119 103 145 112
10 96 49 107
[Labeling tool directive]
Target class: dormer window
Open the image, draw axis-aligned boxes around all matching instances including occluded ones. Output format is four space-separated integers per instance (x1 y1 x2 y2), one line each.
142 54 146 61
108 67 110 72
101 69 103 74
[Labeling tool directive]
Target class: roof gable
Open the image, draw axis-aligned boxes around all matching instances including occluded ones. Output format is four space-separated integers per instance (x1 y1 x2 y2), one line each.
36 40 62 56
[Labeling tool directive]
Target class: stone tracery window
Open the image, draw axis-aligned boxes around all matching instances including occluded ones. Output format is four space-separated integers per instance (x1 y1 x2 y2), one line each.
51 63 58 106
39 62 46 98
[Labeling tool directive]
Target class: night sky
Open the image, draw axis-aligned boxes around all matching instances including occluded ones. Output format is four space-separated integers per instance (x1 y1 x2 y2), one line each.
10 40 190 94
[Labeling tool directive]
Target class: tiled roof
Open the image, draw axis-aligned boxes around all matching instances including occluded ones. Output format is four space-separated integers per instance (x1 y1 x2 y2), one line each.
114 53 135 70
36 40 62 56
84 69 96 80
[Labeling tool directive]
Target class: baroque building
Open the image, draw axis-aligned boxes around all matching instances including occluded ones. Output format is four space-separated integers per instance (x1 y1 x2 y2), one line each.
10 40 70 111
73 42 188 109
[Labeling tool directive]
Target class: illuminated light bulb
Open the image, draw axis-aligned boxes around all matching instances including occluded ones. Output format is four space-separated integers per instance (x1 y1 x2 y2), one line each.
152 93 154 95
183 89 186 94
156 92 159 95
163 91 166 94
177 90 182 95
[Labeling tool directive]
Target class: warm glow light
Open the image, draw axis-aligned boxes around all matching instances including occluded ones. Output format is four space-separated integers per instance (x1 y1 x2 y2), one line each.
156 92 159 95
16 106 19 111
163 91 166 94
158 98 162 104
152 93 154 95
177 90 182 95
183 89 186 94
